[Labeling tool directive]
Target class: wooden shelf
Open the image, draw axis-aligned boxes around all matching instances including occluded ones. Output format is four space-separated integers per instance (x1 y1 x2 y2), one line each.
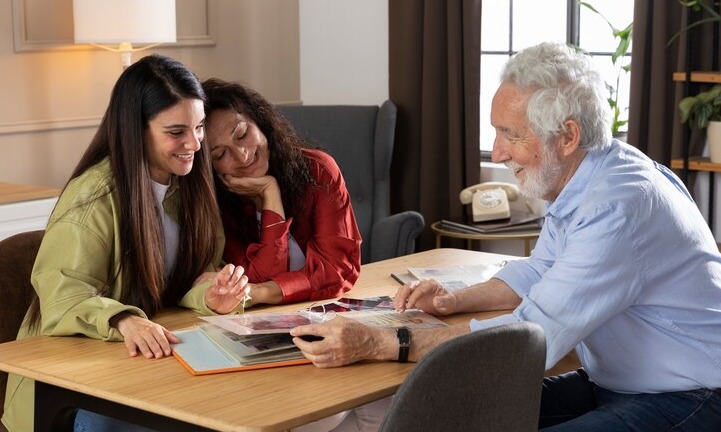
670 157 721 173
673 71 721 83
0 182 60 205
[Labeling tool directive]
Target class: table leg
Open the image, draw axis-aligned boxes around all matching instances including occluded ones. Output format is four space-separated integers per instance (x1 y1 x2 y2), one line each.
34 381 214 432
435 234 441 248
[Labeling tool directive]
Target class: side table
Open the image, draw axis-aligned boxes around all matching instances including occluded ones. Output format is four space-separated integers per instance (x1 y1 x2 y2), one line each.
430 221 540 256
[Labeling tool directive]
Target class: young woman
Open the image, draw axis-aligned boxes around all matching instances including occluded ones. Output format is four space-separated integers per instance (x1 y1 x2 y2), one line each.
202 79 390 432
202 78 362 306
1 55 247 432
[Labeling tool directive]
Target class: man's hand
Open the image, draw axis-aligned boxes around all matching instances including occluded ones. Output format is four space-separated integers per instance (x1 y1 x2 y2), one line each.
290 316 394 368
111 312 179 359
393 279 457 315
203 263 249 314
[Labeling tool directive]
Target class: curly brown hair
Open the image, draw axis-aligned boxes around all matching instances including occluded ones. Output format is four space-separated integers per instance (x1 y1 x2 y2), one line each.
202 78 314 243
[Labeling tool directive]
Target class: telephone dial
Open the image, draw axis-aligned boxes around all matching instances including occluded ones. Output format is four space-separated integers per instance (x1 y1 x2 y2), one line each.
459 182 520 222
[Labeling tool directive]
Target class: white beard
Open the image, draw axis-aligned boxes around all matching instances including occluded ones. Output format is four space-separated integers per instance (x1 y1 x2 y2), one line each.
506 144 562 200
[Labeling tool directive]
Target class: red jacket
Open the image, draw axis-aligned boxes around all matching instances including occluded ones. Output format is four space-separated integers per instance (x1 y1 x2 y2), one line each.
222 149 361 303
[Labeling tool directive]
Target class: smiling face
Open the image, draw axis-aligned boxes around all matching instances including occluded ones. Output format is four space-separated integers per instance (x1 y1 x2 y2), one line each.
144 98 206 185
206 109 270 178
490 83 564 200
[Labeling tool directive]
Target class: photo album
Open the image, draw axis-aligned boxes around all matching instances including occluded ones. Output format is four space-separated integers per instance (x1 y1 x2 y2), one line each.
171 296 448 375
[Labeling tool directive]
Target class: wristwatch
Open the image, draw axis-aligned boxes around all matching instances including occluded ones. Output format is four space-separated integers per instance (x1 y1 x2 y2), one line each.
396 327 410 363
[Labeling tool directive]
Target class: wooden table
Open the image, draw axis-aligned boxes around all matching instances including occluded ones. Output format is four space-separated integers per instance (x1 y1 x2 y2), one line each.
0 248 577 432
431 221 540 256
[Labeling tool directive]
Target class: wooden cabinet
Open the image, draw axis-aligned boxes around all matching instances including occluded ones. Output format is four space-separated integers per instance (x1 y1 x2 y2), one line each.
0 183 59 241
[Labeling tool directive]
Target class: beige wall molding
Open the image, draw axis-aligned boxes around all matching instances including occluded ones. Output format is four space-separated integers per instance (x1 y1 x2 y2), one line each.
0 116 101 136
12 0 216 53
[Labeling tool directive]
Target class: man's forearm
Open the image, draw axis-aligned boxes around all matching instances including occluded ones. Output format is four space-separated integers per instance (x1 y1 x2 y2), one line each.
371 324 471 363
452 278 521 313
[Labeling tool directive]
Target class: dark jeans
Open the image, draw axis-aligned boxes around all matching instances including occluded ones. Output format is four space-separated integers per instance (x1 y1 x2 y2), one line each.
74 409 157 432
539 369 721 432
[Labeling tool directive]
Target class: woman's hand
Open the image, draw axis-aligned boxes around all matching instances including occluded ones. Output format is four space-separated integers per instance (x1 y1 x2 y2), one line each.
110 312 179 359
393 279 457 316
221 174 285 217
203 263 249 314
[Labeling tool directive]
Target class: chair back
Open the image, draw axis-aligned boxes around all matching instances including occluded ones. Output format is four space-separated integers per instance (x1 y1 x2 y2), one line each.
379 321 546 432
0 230 43 421
277 101 398 263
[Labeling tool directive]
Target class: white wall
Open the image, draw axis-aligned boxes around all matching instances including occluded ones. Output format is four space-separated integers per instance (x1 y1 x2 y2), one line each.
298 0 388 105
0 0 300 189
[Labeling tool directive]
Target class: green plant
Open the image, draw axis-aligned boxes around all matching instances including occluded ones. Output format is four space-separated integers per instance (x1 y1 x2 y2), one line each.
668 0 721 46
679 84 721 129
579 2 633 136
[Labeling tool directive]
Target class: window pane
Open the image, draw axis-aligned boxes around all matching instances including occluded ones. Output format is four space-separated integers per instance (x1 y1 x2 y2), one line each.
481 0 510 52
579 0 634 53
512 0 566 50
480 55 508 152
590 55 630 133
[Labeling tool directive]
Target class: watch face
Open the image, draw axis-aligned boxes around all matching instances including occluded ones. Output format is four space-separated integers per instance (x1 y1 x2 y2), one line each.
476 189 503 208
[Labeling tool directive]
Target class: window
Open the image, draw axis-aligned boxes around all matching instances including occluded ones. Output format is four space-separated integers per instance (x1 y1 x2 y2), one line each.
480 0 634 156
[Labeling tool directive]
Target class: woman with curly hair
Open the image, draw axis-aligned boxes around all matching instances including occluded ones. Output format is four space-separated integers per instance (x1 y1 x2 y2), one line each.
202 78 362 306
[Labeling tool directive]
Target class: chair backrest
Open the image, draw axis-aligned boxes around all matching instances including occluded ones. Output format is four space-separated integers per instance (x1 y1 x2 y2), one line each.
0 230 43 420
379 322 546 432
277 101 396 263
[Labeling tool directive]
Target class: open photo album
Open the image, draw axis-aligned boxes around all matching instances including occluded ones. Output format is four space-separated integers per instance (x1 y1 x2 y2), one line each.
172 300 448 375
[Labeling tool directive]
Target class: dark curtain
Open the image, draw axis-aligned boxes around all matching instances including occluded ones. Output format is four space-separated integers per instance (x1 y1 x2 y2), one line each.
388 0 482 252
629 0 720 170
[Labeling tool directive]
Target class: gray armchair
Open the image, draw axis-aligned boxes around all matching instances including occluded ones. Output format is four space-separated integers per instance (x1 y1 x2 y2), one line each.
379 322 547 432
277 101 424 263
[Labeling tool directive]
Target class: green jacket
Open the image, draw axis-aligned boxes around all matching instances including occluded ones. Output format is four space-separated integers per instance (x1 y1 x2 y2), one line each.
2 158 224 432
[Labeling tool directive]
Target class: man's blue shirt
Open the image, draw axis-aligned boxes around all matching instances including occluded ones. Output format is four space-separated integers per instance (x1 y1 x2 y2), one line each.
472 140 721 393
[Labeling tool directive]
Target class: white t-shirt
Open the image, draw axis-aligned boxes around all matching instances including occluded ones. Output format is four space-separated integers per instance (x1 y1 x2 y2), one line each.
151 181 180 278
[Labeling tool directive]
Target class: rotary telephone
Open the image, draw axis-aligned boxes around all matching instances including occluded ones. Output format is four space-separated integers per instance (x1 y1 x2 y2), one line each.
459 182 520 222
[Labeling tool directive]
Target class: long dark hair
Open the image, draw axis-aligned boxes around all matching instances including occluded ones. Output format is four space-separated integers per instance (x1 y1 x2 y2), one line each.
30 54 220 327
202 78 313 243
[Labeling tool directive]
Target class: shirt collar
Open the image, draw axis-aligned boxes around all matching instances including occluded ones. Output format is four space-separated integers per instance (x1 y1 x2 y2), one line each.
545 143 611 219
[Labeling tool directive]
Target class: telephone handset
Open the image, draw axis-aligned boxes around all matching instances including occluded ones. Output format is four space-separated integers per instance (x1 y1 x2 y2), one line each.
459 182 520 222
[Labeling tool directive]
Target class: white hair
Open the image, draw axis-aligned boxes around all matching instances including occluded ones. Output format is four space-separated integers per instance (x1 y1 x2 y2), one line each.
500 41 611 150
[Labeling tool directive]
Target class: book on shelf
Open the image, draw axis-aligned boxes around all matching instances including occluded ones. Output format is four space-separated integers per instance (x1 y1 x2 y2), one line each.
172 305 447 375
440 210 543 234
391 262 507 292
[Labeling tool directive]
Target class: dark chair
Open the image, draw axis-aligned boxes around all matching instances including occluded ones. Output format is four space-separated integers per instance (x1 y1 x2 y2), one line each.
277 101 425 263
379 322 547 432
0 230 43 429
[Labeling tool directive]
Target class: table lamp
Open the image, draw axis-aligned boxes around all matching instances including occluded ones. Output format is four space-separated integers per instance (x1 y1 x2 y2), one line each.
73 0 177 69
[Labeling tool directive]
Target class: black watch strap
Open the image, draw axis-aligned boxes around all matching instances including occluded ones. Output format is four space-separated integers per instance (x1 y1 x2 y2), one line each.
396 327 410 363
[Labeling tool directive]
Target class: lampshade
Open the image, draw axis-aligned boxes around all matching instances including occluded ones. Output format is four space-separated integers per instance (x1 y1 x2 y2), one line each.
73 0 176 45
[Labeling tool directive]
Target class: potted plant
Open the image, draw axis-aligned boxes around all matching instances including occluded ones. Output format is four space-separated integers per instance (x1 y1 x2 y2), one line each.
679 84 721 162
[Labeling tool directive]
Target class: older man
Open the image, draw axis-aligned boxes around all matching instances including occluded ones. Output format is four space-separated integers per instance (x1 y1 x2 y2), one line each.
292 41 721 431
